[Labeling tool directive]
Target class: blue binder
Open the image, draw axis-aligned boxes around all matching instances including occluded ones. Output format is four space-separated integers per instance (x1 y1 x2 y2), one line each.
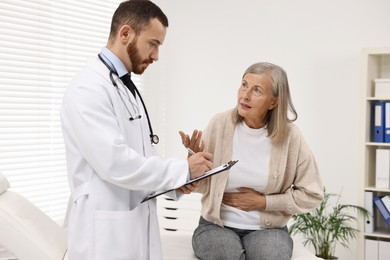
385 102 390 143
373 196 390 227
374 101 385 142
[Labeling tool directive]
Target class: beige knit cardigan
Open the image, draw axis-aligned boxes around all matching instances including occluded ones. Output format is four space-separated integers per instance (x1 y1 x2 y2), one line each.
196 109 324 228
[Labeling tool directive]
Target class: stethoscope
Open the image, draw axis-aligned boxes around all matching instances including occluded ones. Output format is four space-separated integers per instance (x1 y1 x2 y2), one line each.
98 53 159 145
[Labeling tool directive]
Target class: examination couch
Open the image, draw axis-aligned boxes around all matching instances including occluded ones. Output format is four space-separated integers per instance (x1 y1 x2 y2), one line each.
0 173 67 260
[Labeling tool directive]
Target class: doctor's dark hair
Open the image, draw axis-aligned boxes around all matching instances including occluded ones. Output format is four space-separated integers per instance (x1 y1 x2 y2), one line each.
109 0 168 39
233 62 298 141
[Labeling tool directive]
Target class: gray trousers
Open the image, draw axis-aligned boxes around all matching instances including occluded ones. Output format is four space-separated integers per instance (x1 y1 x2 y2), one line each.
192 217 293 260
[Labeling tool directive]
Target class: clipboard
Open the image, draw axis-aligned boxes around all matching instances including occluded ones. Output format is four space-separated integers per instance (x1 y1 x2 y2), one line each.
141 160 238 203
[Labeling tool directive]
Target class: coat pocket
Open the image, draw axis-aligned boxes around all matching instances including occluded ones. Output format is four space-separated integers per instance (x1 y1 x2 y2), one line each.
94 210 145 260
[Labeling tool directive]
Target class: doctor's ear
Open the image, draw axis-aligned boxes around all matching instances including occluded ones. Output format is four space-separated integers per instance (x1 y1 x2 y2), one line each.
118 24 136 44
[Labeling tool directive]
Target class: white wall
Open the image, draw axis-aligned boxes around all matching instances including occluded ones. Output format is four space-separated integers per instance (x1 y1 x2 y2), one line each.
143 1 390 259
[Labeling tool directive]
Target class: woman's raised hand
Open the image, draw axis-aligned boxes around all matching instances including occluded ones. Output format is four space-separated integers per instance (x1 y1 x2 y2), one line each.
179 130 205 156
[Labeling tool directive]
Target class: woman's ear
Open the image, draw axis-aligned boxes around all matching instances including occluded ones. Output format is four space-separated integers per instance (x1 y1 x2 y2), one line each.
118 24 136 44
269 99 278 110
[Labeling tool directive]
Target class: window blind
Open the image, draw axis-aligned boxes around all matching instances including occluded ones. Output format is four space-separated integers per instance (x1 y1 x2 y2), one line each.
0 0 132 224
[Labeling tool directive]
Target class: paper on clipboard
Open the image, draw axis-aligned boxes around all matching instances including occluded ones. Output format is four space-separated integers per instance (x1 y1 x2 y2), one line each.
141 160 238 203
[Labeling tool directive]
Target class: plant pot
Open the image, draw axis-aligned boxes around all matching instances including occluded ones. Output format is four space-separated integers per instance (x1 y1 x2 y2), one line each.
317 256 338 260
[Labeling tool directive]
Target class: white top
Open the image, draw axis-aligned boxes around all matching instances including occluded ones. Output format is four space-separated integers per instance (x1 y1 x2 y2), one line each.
220 121 271 230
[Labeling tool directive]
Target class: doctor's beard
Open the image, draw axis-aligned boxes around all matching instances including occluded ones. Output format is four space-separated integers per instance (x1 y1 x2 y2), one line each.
127 38 153 75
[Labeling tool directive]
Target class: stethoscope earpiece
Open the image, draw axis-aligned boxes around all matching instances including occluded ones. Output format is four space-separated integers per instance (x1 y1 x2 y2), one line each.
98 53 159 145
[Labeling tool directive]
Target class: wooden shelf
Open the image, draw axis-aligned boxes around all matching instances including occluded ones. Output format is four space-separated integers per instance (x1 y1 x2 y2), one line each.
359 47 390 260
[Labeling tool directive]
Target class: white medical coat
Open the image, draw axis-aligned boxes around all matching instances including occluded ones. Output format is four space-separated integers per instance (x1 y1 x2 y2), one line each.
61 57 188 260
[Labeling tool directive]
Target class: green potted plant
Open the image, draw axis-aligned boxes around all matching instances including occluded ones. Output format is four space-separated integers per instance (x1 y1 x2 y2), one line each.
289 190 369 259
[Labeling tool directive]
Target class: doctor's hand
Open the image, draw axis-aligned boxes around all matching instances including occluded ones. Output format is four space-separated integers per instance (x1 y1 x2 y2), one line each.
176 182 200 195
179 130 205 156
188 152 213 180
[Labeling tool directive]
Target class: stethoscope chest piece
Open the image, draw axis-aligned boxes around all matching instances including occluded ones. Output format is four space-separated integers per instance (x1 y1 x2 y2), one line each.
151 134 159 145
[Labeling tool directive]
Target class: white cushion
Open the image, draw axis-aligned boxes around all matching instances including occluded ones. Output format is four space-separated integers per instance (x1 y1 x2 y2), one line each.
0 174 67 260
161 232 197 260
0 174 10 195
161 231 321 260
0 245 16 259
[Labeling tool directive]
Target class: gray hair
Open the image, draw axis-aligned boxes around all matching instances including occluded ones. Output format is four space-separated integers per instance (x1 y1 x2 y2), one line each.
234 62 298 141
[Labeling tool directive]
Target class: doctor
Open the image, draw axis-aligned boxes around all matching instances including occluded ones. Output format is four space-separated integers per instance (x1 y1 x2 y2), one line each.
60 1 213 259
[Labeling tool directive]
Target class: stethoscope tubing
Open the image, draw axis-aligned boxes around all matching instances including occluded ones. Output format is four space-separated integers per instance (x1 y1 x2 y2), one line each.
97 54 159 145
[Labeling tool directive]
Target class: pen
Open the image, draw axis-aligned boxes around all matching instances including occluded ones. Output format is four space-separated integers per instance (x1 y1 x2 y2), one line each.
187 148 195 155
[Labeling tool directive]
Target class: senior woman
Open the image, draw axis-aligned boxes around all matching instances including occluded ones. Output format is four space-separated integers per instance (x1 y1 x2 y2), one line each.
179 62 324 260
